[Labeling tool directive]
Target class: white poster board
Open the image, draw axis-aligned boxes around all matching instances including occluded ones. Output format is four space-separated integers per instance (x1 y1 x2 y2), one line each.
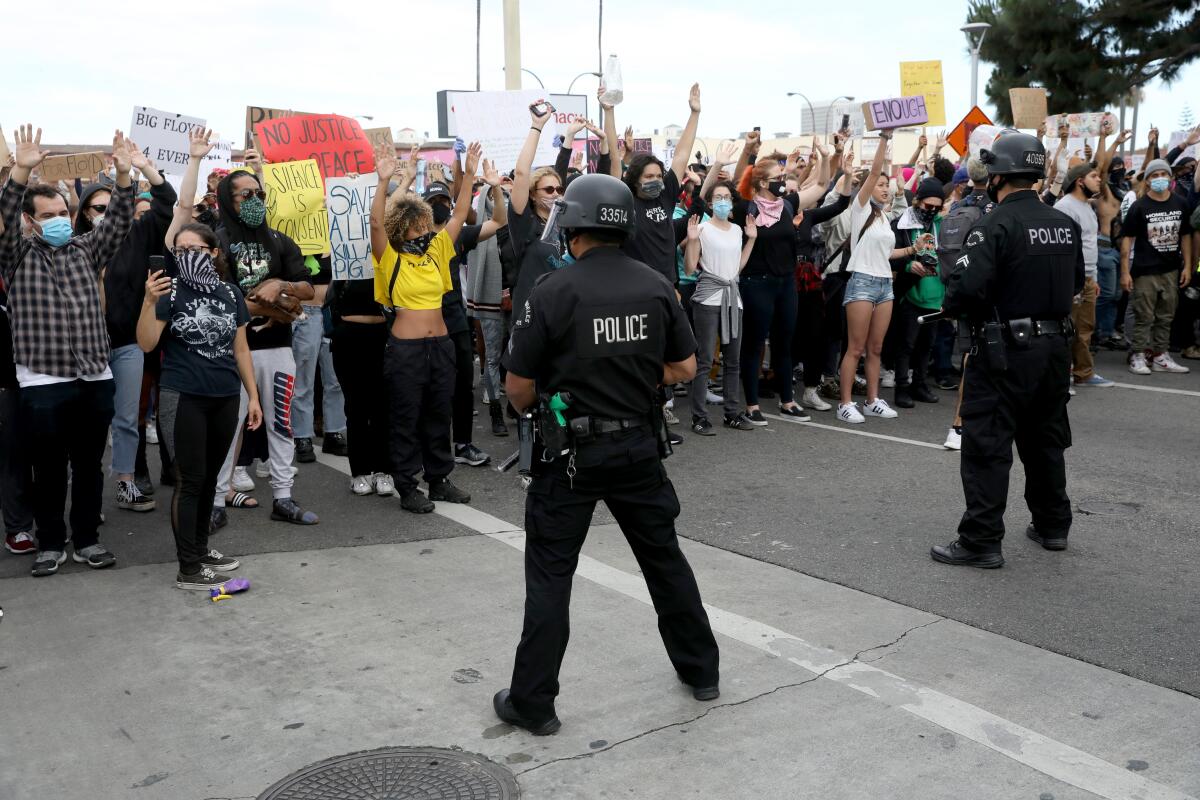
326 174 379 281
198 140 234 191
1167 131 1197 163
452 90 561 174
130 106 206 176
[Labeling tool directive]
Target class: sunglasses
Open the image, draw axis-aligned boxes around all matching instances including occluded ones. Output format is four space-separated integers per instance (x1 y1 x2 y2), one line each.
87 203 108 214
234 189 267 202
538 185 564 195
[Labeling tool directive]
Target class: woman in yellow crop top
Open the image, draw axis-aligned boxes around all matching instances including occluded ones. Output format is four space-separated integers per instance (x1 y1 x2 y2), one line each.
367 142 483 512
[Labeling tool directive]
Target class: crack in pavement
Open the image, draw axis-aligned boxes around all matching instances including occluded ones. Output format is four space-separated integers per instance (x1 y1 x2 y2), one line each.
516 617 945 777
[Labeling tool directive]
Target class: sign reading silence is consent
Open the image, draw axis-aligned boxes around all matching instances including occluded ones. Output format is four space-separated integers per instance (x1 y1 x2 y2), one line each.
861 96 929 131
262 159 329 255
253 114 376 180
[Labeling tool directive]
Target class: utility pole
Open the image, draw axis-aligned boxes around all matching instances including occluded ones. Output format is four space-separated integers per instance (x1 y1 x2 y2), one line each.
503 0 522 90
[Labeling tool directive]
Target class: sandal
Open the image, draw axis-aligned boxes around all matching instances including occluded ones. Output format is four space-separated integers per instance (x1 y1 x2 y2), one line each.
228 492 258 509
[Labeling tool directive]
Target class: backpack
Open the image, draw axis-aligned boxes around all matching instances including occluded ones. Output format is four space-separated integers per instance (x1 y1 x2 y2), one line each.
936 194 986 284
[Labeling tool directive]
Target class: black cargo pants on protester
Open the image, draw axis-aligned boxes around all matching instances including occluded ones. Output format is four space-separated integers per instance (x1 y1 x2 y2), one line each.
450 329 476 446
957 333 1073 552
383 335 455 494
508 428 720 722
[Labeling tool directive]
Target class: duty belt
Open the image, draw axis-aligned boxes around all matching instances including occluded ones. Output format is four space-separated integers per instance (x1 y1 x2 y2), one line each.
1000 317 1073 346
587 417 650 435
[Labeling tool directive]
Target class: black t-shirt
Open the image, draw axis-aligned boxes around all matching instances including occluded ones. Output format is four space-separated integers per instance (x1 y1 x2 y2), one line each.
503 246 696 420
328 278 383 319
622 169 681 285
218 228 311 350
1122 194 1194 277
739 195 799 278
443 224 481 335
156 279 250 397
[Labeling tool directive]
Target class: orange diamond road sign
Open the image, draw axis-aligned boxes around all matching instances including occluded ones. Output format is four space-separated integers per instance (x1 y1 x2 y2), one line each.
947 106 994 157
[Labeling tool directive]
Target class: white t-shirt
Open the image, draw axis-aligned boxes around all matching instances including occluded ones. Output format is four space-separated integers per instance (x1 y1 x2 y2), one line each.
846 196 896 279
696 222 744 308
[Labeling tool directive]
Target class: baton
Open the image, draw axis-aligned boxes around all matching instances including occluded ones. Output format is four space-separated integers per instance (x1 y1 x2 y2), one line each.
917 310 948 326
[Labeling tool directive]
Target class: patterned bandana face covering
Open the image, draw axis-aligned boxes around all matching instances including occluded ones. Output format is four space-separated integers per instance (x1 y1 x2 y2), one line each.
400 231 435 256
176 249 222 291
238 195 267 227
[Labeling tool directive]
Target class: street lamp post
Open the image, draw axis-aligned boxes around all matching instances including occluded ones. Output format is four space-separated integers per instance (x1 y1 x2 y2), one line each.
567 71 601 95
502 66 546 89
961 22 991 109
827 96 855 135
787 92 817 137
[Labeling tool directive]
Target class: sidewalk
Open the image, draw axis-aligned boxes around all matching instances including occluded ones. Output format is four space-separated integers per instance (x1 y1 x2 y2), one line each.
1 500 1196 800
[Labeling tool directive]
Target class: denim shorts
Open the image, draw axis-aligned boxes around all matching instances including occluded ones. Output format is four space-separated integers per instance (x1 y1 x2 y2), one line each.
843 272 894 306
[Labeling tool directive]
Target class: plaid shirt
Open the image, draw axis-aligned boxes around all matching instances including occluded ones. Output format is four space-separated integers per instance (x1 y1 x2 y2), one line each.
0 179 134 378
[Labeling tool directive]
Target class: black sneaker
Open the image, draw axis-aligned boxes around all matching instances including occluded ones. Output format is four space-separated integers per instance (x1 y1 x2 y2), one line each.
668 431 684 445
493 689 561 736
31 550 67 577
134 473 155 497
454 443 491 467
200 548 241 572
176 567 227 591
1099 335 1127 351
400 488 435 513
490 405 509 437
723 412 756 431
778 404 811 421
321 431 349 456
691 417 716 436
429 478 471 504
294 438 316 463
932 374 959 390
271 498 319 525
116 479 155 512
210 507 228 533
745 409 769 426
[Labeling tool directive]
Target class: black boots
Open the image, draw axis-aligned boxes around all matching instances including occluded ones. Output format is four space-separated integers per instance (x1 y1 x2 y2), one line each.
490 402 509 437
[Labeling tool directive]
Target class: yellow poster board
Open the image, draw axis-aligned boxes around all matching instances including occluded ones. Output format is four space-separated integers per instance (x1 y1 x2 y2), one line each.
899 61 946 127
262 159 329 255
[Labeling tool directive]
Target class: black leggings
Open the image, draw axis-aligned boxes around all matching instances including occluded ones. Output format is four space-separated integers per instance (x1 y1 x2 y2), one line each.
793 289 825 389
159 390 239 573
739 275 797 406
331 321 391 476
450 329 475 446
383 335 455 493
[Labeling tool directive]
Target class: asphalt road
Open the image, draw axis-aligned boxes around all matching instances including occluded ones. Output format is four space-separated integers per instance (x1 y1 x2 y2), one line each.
2 347 1196 698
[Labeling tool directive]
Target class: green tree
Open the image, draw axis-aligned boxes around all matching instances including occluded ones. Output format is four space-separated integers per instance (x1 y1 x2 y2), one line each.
968 0 1200 125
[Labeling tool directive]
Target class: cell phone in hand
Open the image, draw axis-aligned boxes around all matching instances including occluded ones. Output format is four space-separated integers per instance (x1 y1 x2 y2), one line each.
841 113 850 131
149 255 165 271
753 126 761 133
529 101 556 117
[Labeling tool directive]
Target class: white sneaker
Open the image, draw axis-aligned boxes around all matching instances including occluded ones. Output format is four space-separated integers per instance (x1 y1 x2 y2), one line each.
373 472 395 496
705 390 724 405
1128 352 1152 375
863 397 899 419
663 407 680 425
350 475 373 495
254 459 270 478
943 427 961 450
145 420 158 445
1151 352 1190 373
801 387 832 412
880 369 896 389
837 402 865 424
232 466 255 493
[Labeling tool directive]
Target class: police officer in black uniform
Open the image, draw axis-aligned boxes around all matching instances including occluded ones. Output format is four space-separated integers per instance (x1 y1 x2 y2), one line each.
931 132 1085 569
493 174 720 735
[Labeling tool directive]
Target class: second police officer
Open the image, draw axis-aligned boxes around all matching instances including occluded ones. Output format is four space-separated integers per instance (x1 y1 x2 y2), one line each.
932 131 1085 569
493 174 721 735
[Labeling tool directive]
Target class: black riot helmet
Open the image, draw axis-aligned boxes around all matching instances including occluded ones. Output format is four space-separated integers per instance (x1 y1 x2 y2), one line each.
553 173 638 240
979 130 1047 178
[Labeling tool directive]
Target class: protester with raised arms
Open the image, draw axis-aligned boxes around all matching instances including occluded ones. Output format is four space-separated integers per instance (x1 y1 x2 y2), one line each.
507 104 567 316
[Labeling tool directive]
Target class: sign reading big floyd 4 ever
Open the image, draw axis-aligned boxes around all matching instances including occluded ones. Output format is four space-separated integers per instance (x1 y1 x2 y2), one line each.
130 106 206 175
861 96 929 131
254 114 375 180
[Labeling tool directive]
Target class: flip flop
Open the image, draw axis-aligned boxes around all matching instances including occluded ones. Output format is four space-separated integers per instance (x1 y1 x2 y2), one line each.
228 492 259 509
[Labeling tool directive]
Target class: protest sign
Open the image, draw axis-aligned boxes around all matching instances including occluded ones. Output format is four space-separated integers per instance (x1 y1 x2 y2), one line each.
861 96 928 131
0 127 10 166
1167 131 1198 163
438 91 586 139
899 61 945 126
254 114 375 181
586 138 602 174
363 127 395 153
325 174 378 281
130 106 206 176
946 106 994 157
1044 112 1117 138
40 152 107 182
451 90 560 174
262 159 328 255
198 140 234 191
244 106 319 150
1009 88 1048 130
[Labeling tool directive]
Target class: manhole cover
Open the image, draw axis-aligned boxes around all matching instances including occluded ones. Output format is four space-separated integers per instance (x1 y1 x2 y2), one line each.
258 746 519 800
1076 500 1140 517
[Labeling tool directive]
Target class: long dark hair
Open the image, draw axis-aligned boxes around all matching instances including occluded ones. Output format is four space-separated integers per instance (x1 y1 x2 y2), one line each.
172 222 230 280
623 153 666 195
215 171 282 276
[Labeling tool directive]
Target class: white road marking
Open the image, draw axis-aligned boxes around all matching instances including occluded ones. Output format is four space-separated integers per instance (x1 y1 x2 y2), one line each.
313 450 1196 800
1110 381 1200 398
763 413 948 450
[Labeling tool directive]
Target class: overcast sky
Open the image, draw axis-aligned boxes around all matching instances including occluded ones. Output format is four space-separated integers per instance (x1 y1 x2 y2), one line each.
7 0 1195 149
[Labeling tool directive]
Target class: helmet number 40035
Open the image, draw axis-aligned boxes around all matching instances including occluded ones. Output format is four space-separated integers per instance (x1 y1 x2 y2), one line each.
597 204 629 225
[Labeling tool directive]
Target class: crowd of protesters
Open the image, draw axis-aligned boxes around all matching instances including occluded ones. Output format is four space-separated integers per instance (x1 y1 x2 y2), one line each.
1 92 1196 589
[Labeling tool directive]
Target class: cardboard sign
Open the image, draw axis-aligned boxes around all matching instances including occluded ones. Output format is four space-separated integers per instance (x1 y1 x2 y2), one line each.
1044 112 1117 138
947 106 995 157
899 61 945 127
262 159 329 255
861 96 929 131
130 106 206 175
363 127 394 153
1009 88 1048 130
450 90 560 174
39 151 107 182
0 127 10 166
325 174 378 281
254 114 375 180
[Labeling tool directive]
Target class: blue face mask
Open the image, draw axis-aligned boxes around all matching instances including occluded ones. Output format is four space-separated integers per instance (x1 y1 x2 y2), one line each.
1149 177 1171 194
712 200 733 220
35 216 73 248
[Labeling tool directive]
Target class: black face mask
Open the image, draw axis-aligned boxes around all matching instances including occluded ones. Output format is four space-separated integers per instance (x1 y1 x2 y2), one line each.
915 206 937 227
1109 168 1126 184
767 180 787 197
986 175 1004 204
1080 184 1098 199
431 203 452 225
400 231 436 256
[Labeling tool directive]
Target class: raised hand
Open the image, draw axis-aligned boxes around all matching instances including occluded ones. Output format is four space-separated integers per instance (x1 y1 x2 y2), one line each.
375 144 397 182
482 158 501 187
685 167 702 186
919 131 928 149
1058 123 1070 143
530 100 553 129
686 213 700 241
688 83 701 113
111 130 132 175
1187 125 1200 146
463 141 483 177
583 119 605 138
597 85 613 111
623 125 634 153
14 124 49 170
565 117 587 141
144 269 173 302
745 129 761 155
398 145 418 184
126 139 155 173
570 149 585 170
716 140 738 165
744 214 758 239
1148 126 1159 145
1115 129 1132 146
189 127 215 159
244 148 262 166
935 130 948 151
842 150 857 174
785 148 801 173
